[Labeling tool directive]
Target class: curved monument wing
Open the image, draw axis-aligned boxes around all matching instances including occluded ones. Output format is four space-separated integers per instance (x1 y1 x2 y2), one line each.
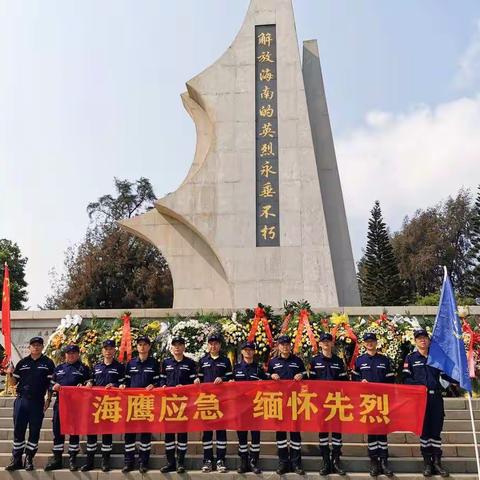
122 0 360 308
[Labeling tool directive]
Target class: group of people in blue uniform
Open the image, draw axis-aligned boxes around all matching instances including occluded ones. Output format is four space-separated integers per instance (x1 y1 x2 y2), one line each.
4 327 452 477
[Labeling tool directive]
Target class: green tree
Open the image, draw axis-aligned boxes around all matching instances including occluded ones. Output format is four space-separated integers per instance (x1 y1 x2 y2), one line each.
0 239 28 310
392 189 473 298
468 185 480 299
358 201 407 305
46 177 173 309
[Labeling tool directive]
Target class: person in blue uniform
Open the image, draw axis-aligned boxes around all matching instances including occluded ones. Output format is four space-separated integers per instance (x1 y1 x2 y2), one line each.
194 334 232 473
5 337 55 472
81 339 125 472
352 332 395 478
44 344 91 472
267 335 306 475
159 336 197 473
119 335 160 473
403 329 452 478
309 332 348 476
233 341 266 474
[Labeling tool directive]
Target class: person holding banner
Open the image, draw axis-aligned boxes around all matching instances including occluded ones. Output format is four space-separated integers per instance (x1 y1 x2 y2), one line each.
81 339 125 472
159 336 197 473
44 344 91 472
267 334 306 475
233 340 267 474
194 334 232 473
119 335 160 473
5 336 55 472
403 329 453 477
309 332 348 476
352 332 395 477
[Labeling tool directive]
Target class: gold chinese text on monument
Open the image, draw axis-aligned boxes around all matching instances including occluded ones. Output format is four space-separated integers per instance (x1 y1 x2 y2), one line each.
256 25 279 247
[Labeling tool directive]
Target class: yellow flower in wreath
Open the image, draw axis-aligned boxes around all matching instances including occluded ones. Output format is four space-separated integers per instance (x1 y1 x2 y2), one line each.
331 313 349 325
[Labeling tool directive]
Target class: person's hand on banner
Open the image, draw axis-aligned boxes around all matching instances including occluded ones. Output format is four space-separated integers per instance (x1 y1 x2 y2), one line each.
294 373 303 381
145 384 154 391
271 374 280 380
53 383 61 392
194 378 200 384
105 383 113 389
119 384 126 389
213 377 222 384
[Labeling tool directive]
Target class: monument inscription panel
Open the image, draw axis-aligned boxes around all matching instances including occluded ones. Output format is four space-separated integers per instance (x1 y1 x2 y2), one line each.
255 25 280 247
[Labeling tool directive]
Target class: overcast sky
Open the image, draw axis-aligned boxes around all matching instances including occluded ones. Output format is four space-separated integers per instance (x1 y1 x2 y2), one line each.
1 0 480 308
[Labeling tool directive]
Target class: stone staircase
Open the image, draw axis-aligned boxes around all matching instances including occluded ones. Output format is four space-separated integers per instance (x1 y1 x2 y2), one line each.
0 397 479 478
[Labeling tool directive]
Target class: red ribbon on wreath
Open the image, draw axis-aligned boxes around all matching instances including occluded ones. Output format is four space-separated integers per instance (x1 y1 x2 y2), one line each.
331 322 359 370
293 309 318 354
280 313 292 334
248 307 274 347
462 320 476 378
118 313 133 363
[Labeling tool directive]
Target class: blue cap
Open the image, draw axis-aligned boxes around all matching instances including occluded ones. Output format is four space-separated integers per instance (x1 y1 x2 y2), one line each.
319 332 333 342
208 334 222 343
136 335 151 345
414 329 429 339
64 344 80 353
277 335 291 344
171 336 186 345
363 332 377 342
241 341 256 350
102 339 116 348
29 336 44 345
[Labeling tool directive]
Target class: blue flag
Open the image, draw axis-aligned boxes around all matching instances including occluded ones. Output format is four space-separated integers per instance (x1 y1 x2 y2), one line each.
427 268 471 392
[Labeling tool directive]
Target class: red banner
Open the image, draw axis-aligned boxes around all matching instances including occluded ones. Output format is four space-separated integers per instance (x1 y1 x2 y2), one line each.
1 263 11 367
59 380 426 436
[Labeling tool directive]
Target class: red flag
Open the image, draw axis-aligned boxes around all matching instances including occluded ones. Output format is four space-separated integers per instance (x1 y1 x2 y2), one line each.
1 263 11 367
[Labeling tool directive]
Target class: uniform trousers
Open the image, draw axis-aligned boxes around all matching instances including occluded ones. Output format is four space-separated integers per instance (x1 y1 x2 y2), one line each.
318 432 342 455
420 392 444 456
165 432 188 458
202 430 227 462
85 434 113 454
276 431 302 464
237 430 260 458
12 397 45 458
367 434 388 459
52 401 79 455
124 432 152 465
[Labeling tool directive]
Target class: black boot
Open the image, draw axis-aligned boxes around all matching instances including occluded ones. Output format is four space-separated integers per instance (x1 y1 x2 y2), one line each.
331 452 346 475
101 453 111 472
122 462 134 473
369 457 379 477
379 457 393 477
237 453 249 473
177 451 186 473
250 452 262 474
160 451 177 473
69 453 78 472
423 455 433 477
319 452 331 475
24 453 34 471
432 455 449 477
44 452 63 471
276 461 290 475
80 452 95 472
5 455 23 471
292 460 305 475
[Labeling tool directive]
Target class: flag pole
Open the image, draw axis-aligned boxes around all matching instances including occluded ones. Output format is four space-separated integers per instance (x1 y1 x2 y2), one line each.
467 393 480 479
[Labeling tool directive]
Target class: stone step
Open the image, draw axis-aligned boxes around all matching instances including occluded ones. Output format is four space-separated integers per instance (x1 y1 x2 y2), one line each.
0 429 478 445
0 454 479 473
1 407 479 421
0 416 477 432
1 440 479 457
0 472 479 480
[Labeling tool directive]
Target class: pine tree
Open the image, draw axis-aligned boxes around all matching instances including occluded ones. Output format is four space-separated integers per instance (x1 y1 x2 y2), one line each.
468 185 480 299
358 201 407 306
